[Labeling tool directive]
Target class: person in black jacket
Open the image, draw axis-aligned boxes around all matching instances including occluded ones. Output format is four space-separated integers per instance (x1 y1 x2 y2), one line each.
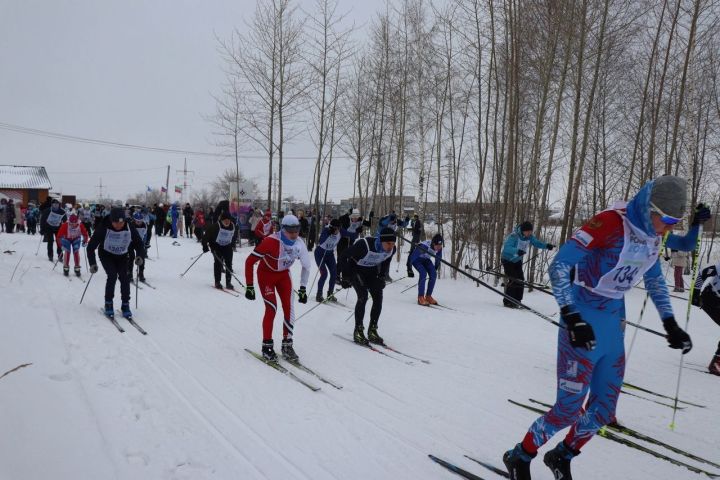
406 214 424 277
153 203 166 236
338 227 397 346
39 198 66 261
337 208 372 258
183 203 194 237
87 207 146 319
202 210 239 290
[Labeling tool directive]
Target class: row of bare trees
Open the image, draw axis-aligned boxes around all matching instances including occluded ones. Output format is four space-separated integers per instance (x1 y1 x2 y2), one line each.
212 0 720 281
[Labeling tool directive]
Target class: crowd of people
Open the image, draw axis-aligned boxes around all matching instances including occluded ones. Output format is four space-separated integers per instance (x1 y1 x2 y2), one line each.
3 174 719 480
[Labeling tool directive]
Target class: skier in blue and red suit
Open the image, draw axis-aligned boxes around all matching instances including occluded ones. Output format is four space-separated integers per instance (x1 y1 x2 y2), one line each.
503 175 693 480
313 218 351 303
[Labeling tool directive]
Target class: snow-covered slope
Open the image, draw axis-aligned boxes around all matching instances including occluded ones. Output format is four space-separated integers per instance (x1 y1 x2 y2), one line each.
0 232 718 479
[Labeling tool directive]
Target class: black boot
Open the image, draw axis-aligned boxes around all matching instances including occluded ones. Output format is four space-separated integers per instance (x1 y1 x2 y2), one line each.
214 282 223 290
326 291 337 303
74 266 81 277
63 266 69 277
262 340 277 362
503 443 535 480
138 270 145 282
281 338 299 362
367 324 384 345
407 268 415 278
316 291 324 303
226 279 235 290
543 441 579 480
353 325 369 345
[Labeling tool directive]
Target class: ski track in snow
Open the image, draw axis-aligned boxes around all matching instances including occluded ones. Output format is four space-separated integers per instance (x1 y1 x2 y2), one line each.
1 233 719 479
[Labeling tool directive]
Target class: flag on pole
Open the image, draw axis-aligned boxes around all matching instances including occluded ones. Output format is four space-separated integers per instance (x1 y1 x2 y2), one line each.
161 186 167 193
175 185 183 194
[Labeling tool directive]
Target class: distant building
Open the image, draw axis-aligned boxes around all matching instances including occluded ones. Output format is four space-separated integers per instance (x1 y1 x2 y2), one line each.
0 165 53 206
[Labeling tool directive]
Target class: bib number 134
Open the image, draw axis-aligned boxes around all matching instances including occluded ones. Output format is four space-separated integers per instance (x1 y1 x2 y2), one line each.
613 265 639 285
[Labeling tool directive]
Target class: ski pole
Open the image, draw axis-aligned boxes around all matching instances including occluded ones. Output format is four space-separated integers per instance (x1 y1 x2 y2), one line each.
401 281 420 294
34 234 42 256
465 265 553 293
9 254 24 282
179 251 206 277
79 272 94 305
308 247 329 296
670 225 703 431
135 263 139 309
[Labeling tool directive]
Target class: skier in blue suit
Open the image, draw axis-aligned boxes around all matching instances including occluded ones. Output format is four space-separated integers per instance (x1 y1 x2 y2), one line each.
503 175 693 480
409 234 443 306
501 222 554 308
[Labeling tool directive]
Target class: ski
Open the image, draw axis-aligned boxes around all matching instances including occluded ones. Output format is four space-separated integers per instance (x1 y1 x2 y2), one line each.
332 333 413 365
432 303 457 312
116 311 148 335
509 400 720 478
99 308 125 333
244 349 320 392
428 454 486 480
378 343 431 364
131 280 144 290
139 280 156 289
527 399 719 468
284 359 343 390
211 285 240 297
463 456 510 478
623 381 706 408
621 389 685 410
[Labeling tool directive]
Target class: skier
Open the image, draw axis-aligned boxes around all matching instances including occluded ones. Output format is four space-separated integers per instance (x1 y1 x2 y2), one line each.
406 214 424 277
127 211 149 282
314 218 346 303
80 204 94 236
40 198 66 262
56 213 89 277
203 211 239 290
244 214 312 362
692 263 720 375
503 175 692 480
337 209 371 258
93 204 106 231
253 208 274 243
193 209 206 242
25 203 39 235
338 227 397 345
500 221 554 308
87 207 146 319
409 234 443 306
183 203 194 238
376 212 410 234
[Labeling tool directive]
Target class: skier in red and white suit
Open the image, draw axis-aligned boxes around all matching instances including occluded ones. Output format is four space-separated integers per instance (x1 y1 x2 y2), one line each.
245 214 312 362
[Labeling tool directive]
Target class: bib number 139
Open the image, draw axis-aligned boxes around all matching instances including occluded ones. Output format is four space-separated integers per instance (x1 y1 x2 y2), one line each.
613 265 639 285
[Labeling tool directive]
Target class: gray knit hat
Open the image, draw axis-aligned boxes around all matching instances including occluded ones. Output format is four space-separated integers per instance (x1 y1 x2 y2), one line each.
650 175 687 219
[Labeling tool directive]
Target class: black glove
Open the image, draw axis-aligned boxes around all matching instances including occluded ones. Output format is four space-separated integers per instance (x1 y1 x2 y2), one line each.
245 285 256 301
691 203 712 226
435 264 440 272
662 317 692 353
203 244 209 253
561 307 596 350
134 257 144 266
664 256 671 262
546 244 555 251
517 249 526 256
89 264 99 274
298 287 308 304
691 289 702 307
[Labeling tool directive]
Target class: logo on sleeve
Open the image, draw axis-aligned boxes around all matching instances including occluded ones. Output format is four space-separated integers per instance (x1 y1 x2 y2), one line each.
572 229 594 247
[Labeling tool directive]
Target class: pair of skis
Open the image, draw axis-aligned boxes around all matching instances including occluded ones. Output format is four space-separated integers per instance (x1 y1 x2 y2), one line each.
332 333 431 365
100 309 147 335
245 349 342 391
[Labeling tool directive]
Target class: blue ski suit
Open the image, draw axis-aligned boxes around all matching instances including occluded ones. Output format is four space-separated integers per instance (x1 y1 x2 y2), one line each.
524 181 675 452
409 241 442 297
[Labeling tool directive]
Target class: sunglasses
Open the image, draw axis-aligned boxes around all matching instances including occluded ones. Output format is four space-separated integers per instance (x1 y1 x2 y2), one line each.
650 202 682 225
283 226 300 233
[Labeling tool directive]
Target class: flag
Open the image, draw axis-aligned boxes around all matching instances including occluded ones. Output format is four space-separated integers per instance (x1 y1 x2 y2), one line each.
175 185 183 194
146 186 152 192
161 186 167 193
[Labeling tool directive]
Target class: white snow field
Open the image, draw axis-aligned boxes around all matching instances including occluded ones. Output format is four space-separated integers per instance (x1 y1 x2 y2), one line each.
0 231 718 480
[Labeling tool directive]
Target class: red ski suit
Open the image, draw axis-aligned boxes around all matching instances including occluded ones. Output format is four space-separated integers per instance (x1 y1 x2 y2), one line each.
254 217 274 242
56 221 89 267
245 232 312 341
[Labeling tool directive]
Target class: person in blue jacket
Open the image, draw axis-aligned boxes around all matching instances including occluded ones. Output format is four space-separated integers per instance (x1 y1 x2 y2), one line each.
314 219 348 303
503 175 693 480
409 234 443 306
501 221 554 308
376 212 410 234
170 203 179 238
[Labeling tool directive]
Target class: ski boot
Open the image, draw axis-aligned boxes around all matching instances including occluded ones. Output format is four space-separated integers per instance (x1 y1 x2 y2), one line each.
104 301 114 318
709 355 720 376
121 302 133 319
418 296 429 306
262 339 277 362
407 268 415 278
281 338 299 362
543 441 579 480
214 282 223 290
226 280 235 291
316 291 324 303
353 325 369 346
63 266 69 277
425 295 438 306
503 443 535 480
138 270 145 282
326 291 337 303
74 266 81 277
367 324 384 345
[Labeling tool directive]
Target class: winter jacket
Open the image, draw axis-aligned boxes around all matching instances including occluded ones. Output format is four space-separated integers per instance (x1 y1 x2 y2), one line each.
501 226 549 263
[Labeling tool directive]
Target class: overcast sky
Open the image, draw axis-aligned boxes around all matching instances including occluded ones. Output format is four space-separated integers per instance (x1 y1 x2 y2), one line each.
0 0 388 203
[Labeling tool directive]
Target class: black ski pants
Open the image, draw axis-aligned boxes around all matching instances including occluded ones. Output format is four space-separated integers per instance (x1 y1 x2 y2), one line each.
100 253 131 304
502 259 525 307
351 270 385 329
212 246 234 285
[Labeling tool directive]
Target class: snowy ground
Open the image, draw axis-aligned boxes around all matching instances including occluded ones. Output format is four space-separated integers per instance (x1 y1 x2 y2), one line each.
0 231 718 480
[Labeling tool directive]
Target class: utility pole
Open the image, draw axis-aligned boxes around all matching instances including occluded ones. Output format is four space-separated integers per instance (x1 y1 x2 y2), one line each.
96 178 104 201
176 158 194 203
165 165 170 204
